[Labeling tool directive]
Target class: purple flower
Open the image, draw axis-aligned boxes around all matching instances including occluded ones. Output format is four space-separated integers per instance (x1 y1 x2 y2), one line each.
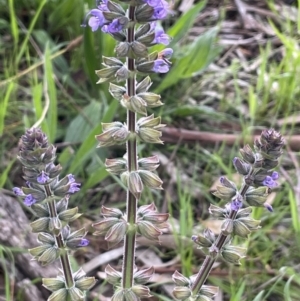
262 171 279 188
13 187 24 196
264 203 273 212
24 194 37 206
152 0 169 20
153 28 171 45
37 171 49 184
87 9 106 32
67 174 81 194
98 0 109 11
78 238 89 247
144 0 162 6
271 171 279 180
158 48 173 59
152 59 170 73
230 198 243 211
107 19 124 33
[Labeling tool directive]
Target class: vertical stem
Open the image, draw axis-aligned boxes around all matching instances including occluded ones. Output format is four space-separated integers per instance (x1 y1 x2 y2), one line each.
45 185 74 288
122 5 137 289
191 181 251 295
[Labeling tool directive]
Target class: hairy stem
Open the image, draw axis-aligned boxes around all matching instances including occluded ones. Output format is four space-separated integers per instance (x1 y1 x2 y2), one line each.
45 185 74 288
122 5 137 289
191 180 252 295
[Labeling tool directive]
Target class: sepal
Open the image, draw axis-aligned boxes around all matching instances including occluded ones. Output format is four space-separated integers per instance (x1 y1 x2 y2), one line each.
133 266 154 284
172 270 191 286
173 286 192 300
105 264 122 285
221 245 247 265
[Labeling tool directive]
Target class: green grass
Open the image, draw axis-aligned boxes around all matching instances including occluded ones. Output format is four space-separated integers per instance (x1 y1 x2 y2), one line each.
1 0 300 300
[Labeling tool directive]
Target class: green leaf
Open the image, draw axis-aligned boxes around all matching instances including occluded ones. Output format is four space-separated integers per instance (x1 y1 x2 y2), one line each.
168 0 207 47
65 100 102 143
0 82 14 136
156 27 222 93
283 275 294 301
44 44 58 142
67 99 119 175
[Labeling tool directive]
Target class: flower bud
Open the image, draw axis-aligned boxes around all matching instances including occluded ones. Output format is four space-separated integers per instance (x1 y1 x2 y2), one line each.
137 220 161 241
136 60 155 73
115 41 130 57
137 127 163 144
221 245 247 265
236 207 252 218
105 264 122 285
102 206 124 218
111 288 124 301
136 76 152 93
135 4 154 23
58 207 81 223
232 157 251 175
105 220 128 245
245 186 269 207
138 92 163 107
123 171 144 199
30 217 50 233
38 232 55 245
173 286 192 300
212 185 237 201
122 95 147 115
137 31 156 46
96 66 121 79
115 65 130 81
42 277 65 292
192 228 215 248
109 83 126 101
133 266 154 284
240 144 255 164
107 1 126 14
48 288 67 301
208 204 226 218
102 56 123 67
102 11 124 21
29 245 60 265
74 270 96 291
200 285 219 299
131 41 148 58
93 217 122 236
138 155 159 171
138 170 163 190
221 219 233 236
96 122 129 147
105 158 127 175
172 270 190 286
124 290 139 301
132 285 151 298
135 23 151 39
68 287 85 300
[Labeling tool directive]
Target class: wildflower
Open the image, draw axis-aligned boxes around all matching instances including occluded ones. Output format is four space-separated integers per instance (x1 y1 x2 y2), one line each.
78 238 90 247
262 171 279 188
37 171 50 184
98 0 109 11
152 0 169 20
153 28 171 45
87 9 106 31
103 19 123 33
158 48 173 59
13 187 25 196
230 196 243 211
152 59 170 73
67 174 81 193
144 0 161 6
24 194 37 206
